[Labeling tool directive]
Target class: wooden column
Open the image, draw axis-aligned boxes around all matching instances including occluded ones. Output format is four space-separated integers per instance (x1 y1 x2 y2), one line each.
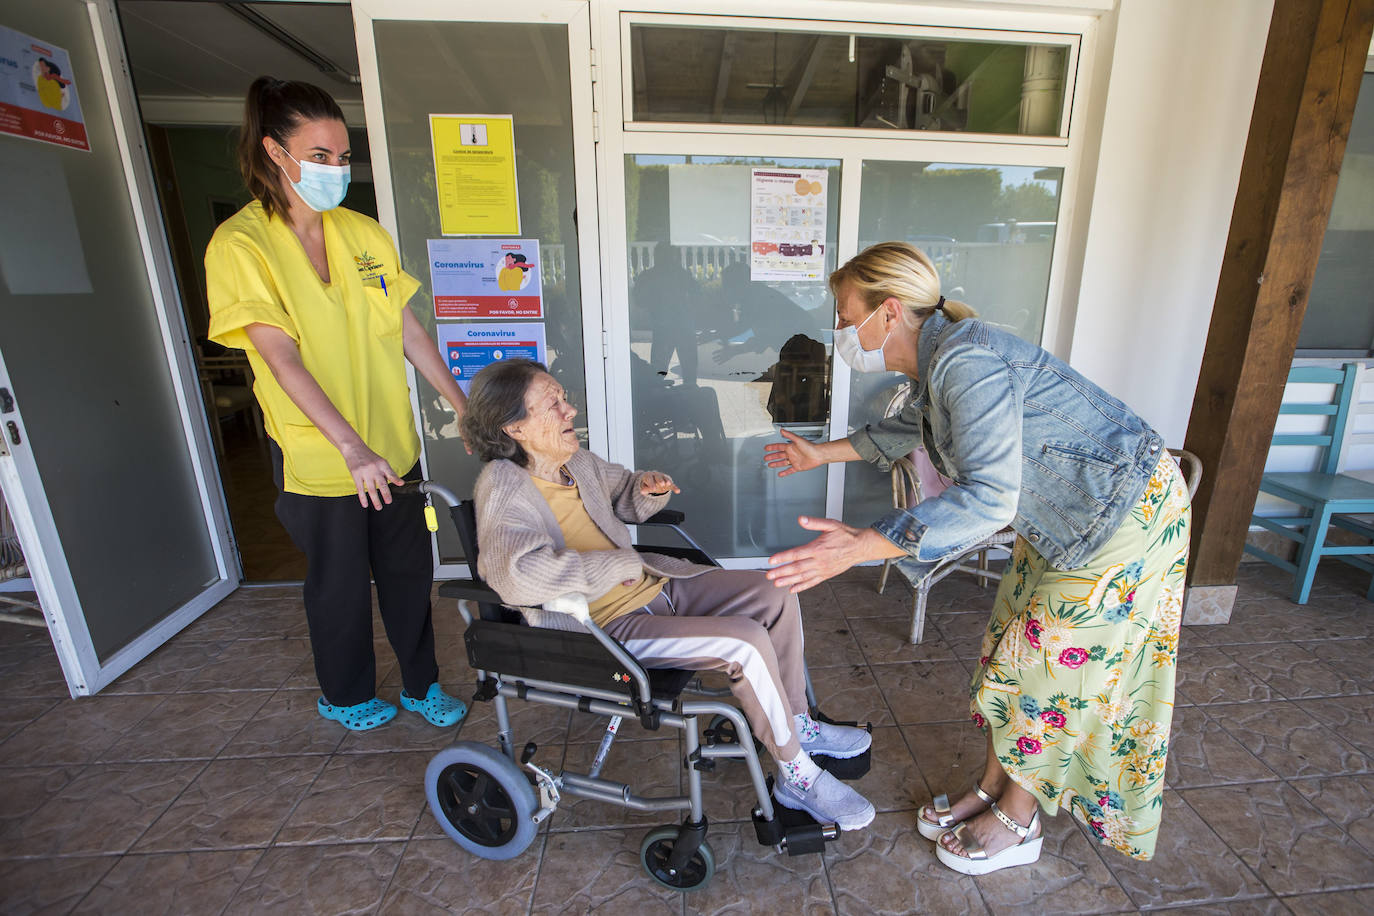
1185 0 1374 587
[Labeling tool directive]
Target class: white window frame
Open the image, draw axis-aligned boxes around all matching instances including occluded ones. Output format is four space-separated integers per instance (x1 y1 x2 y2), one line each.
352 0 604 578
592 1 1107 560
619 11 1081 146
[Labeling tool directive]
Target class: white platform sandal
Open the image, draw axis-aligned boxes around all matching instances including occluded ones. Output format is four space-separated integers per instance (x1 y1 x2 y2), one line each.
935 802 1043 875
916 783 998 841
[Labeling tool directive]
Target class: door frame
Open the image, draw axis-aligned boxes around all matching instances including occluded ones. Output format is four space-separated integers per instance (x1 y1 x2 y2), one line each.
351 0 605 578
591 2 1105 563
0 0 239 696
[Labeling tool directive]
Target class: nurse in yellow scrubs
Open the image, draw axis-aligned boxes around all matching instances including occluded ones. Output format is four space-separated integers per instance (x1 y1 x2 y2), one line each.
205 76 468 731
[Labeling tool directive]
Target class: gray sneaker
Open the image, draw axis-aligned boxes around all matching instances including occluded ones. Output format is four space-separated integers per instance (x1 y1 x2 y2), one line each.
773 770 876 831
800 722 872 759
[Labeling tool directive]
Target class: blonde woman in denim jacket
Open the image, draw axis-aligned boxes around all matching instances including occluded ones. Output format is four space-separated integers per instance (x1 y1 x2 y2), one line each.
764 242 1190 874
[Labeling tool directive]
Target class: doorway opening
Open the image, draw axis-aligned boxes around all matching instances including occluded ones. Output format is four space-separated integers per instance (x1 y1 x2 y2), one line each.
116 0 376 580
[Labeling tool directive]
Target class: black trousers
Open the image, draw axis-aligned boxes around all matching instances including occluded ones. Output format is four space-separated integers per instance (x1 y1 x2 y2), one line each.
272 444 438 707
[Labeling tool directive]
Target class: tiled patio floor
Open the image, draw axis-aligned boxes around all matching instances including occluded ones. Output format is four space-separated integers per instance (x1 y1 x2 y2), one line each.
1 561 1371 914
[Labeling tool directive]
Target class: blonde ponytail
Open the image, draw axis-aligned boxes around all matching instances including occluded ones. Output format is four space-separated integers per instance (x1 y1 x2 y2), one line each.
829 241 978 328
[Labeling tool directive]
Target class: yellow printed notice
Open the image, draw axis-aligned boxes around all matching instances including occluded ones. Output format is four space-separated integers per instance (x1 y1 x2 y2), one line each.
429 114 520 236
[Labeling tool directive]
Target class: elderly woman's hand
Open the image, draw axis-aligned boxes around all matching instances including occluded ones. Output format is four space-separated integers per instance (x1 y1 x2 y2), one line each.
640 471 680 497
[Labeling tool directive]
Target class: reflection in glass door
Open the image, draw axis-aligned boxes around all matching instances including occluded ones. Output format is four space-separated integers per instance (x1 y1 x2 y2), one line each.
842 159 1065 528
356 1 600 570
622 155 840 560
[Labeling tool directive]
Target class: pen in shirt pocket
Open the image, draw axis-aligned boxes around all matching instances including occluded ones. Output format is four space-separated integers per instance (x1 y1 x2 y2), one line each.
380 275 388 297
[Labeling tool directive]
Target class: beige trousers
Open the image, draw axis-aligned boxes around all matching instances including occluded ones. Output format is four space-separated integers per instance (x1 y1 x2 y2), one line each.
602 568 807 759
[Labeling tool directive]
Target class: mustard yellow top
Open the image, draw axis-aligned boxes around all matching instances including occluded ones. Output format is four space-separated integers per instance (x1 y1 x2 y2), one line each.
36 77 64 110
531 475 666 626
205 201 422 496
497 266 524 290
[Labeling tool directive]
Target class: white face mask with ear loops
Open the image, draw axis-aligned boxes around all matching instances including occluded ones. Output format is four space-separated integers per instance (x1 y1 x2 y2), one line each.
277 146 350 212
834 306 891 373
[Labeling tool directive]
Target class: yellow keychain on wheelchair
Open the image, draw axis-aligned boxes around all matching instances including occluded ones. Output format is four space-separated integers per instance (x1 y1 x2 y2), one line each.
423 496 439 533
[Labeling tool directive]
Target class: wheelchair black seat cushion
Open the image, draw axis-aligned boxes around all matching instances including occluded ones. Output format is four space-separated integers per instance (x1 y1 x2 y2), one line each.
465 619 693 702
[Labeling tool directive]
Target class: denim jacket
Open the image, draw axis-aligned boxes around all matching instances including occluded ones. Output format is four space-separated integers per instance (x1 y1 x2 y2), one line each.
850 313 1164 583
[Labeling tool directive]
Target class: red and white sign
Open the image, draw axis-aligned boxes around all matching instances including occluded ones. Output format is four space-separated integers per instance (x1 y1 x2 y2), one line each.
0 26 91 152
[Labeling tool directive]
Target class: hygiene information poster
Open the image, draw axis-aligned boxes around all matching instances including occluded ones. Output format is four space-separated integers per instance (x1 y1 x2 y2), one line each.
437 322 546 394
749 168 828 281
429 114 520 236
0 25 90 151
427 238 542 319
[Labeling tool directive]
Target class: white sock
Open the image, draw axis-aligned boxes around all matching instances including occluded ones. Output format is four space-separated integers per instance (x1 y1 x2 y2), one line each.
779 749 822 790
795 712 822 742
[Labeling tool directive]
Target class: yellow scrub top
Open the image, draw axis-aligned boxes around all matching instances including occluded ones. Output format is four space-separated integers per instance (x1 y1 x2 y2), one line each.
205 201 422 496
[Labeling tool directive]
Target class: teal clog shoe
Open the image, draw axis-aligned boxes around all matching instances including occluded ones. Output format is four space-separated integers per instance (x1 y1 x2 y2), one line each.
399 683 468 727
317 696 397 731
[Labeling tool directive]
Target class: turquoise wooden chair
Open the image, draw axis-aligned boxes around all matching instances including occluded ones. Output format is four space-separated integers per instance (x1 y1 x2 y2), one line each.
1245 363 1374 604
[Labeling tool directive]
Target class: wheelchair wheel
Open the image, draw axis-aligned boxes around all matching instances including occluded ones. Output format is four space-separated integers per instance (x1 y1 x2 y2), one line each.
640 825 715 891
426 741 538 861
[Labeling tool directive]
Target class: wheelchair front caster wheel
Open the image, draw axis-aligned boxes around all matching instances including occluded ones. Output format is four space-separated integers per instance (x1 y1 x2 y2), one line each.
640 825 715 891
426 741 538 861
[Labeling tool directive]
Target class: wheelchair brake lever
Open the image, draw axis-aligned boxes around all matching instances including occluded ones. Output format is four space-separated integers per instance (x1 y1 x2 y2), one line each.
522 754 562 824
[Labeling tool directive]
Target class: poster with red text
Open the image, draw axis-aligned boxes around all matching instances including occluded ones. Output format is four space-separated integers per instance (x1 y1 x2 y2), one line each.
0 25 90 152
427 238 542 319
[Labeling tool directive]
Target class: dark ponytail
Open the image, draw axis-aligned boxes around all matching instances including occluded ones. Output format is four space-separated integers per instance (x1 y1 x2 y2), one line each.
237 76 346 221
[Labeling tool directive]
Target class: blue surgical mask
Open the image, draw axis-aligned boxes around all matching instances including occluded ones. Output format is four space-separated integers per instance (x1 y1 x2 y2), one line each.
277 147 350 212
834 306 891 373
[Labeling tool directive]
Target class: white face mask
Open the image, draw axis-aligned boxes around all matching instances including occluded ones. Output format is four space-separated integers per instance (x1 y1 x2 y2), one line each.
834 306 891 373
277 147 350 212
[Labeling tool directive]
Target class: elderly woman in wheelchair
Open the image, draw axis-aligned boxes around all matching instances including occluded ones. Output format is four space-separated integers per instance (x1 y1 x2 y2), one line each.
462 358 875 834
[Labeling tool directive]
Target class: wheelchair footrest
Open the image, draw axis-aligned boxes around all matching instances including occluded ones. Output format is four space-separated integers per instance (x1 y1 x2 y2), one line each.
814 746 872 781
752 779 841 856
809 717 874 781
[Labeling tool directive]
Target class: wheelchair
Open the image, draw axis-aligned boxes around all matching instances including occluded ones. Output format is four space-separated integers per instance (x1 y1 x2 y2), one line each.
408 480 872 892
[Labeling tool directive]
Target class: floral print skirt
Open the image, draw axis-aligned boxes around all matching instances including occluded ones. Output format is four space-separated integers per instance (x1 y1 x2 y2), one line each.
970 453 1190 860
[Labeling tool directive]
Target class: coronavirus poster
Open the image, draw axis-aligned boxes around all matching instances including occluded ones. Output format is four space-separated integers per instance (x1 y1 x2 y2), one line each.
436 322 546 394
427 238 542 319
0 25 90 151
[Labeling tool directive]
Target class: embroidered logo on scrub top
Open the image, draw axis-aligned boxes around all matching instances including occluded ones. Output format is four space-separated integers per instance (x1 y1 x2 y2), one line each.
354 251 387 289
354 251 386 286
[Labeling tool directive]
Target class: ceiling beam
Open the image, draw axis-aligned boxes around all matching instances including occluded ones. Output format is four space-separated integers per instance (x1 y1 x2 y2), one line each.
137 95 366 126
783 35 824 124
712 32 737 121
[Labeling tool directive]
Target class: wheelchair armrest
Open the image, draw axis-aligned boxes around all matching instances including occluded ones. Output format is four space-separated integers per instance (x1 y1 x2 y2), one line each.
642 509 684 526
438 579 505 604
634 544 716 567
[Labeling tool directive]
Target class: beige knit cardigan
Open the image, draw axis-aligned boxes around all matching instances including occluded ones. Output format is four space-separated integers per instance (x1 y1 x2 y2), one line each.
473 449 713 613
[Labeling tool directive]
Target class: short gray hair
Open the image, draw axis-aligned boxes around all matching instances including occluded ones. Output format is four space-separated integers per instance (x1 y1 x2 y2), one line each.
460 359 548 466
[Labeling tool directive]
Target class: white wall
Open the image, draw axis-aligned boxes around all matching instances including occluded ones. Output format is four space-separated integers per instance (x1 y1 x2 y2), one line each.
1066 0 1274 445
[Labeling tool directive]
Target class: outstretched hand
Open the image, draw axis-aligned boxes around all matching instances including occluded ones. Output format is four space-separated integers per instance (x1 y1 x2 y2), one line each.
639 471 681 497
766 516 903 593
763 428 823 478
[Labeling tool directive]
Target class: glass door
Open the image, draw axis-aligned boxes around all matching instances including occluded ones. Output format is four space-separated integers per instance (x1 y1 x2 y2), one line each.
0 0 237 695
597 8 1088 566
352 0 601 574
619 154 840 560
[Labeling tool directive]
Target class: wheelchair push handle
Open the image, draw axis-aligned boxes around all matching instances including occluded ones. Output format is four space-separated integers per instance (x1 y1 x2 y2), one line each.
393 479 462 508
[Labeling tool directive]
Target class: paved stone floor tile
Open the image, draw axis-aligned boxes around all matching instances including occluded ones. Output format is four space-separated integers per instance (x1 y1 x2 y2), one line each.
1179 782 1374 896
2 563 1372 912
